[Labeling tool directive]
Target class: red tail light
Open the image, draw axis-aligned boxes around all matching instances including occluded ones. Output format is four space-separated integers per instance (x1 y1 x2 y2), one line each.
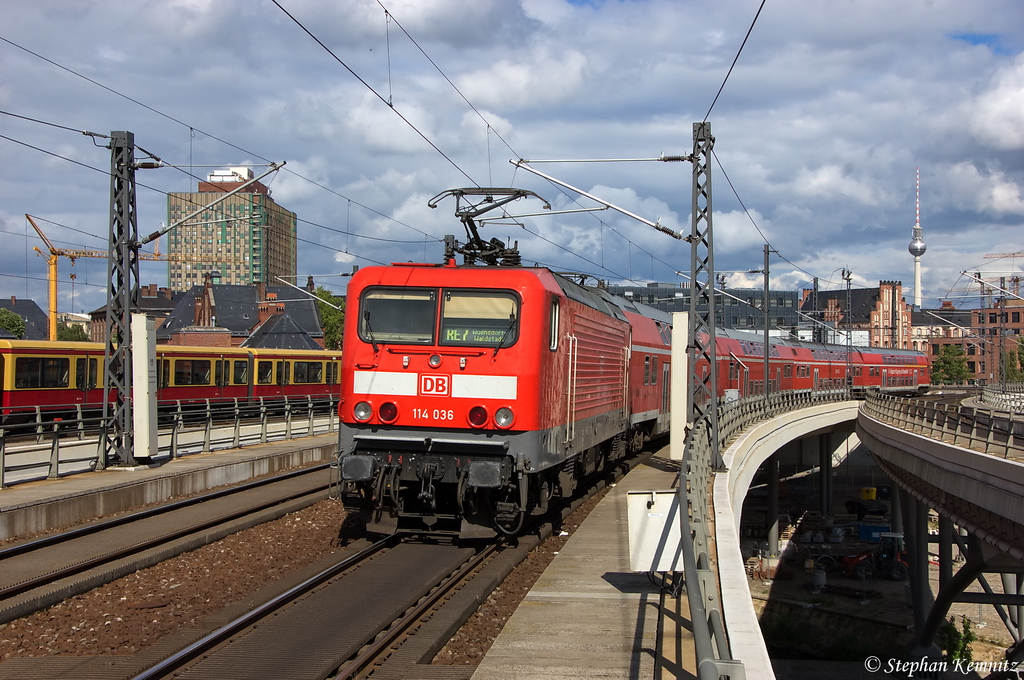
378 402 398 423
468 406 488 428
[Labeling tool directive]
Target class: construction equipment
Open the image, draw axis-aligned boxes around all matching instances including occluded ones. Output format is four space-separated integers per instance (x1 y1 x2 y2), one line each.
26 215 244 341
840 532 909 581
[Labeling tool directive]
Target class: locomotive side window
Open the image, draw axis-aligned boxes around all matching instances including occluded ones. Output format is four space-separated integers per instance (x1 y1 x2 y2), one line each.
294 361 323 383
233 360 248 384
440 290 519 347
360 288 436 344
174 360 211 386
549 298 560 351
15 357 70 388
75 358 98 390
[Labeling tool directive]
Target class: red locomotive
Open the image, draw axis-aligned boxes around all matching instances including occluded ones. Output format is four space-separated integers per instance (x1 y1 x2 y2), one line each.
336 261 929 539
336 261 671 538
336 187 927 538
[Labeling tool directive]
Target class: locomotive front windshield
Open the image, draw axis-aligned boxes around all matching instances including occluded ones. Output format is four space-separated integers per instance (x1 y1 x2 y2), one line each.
359 288 437 344
440 291 519 347
358 287 519 348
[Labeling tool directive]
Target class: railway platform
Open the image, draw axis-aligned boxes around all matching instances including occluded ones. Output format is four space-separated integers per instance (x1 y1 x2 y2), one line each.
0 433 338 542
472 445 697 680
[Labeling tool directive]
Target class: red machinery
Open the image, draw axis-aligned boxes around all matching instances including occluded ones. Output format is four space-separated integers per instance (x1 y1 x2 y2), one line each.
335 260 930 539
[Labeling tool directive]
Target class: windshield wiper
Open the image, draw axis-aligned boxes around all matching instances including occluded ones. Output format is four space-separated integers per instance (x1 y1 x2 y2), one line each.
492 312 517 357
363 311 379 352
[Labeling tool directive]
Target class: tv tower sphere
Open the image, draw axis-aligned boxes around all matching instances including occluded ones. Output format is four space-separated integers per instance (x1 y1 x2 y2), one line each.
909 234 926 257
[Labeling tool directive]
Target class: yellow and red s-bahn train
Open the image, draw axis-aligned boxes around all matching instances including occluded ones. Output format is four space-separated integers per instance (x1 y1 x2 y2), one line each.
0 340 341 417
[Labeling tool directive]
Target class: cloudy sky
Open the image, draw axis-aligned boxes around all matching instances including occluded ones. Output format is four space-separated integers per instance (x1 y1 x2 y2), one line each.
1 0 1022 317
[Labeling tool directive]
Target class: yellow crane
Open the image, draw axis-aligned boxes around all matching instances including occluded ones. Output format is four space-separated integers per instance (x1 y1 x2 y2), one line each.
26 214 245 341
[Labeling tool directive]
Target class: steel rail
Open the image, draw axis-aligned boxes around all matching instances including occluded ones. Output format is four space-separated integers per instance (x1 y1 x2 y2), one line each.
335 542 500 679
129 536 398 680
0 464 332 599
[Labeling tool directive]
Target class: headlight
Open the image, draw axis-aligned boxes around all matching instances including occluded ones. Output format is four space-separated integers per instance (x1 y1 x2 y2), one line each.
378 402 398 423
494 407 515 429
468 405 488 428
353 401 373 422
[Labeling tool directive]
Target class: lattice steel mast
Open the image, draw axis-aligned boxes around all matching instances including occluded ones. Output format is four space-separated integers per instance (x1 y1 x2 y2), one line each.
686 122 723 469
101 131 141 468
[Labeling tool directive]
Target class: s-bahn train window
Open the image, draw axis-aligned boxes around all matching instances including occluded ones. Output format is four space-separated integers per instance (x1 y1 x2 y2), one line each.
257 361 274 384
233 360 248 384
440 290 519 347
276 361 290 386
15 357 70 388
326 361 338 384
293 361 323 383
360 288 436 344
75 358 98 390
174 360 212 386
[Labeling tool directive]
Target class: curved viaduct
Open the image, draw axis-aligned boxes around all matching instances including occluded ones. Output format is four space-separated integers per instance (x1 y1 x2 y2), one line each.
709 394 1024 679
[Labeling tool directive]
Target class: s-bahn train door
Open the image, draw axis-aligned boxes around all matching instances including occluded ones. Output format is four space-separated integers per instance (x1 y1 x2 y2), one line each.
246 352 255 400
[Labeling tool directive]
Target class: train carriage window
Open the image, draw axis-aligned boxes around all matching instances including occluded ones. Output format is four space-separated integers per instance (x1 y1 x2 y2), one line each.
644 356 650 385
233 360 248 384
257 361 273 384
157 359 170 388
174 360 211 386
360 288 436 345
15 357 70 388
293 361 323 384
651 356 658 385
440 290 519 348
276 361 290 386
75 358 98 390
215 360 224 387
327 361 339 384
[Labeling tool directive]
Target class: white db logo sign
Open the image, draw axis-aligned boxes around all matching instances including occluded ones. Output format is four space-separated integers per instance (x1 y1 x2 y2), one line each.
419 374 451 396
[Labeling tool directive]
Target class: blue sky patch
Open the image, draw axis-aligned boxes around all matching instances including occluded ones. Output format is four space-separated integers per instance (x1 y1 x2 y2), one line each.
949 32 1011 55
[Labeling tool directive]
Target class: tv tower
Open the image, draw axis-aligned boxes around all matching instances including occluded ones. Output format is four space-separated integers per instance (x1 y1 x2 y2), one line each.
908 167 926 308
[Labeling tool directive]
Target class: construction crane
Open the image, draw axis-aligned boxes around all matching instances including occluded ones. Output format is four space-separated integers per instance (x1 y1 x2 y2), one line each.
26 214 245 341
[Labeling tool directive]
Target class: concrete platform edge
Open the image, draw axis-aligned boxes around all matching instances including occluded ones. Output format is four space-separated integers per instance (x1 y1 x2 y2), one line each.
0 434 338 541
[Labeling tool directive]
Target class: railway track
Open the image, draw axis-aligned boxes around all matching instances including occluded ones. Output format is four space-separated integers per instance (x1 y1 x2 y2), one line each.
0 463 334 625
126 446 654 680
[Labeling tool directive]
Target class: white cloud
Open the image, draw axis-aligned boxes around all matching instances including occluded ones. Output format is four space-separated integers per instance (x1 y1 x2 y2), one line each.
456 48 588 111
970 54 1024 150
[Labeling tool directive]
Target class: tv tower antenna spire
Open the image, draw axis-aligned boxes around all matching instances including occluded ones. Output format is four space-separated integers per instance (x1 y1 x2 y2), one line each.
908 167 926 308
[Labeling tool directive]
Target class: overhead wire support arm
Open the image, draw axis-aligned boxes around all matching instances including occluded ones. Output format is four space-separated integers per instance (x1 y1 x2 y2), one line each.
136 161 285 247
510 159 683 240
518 154 693 163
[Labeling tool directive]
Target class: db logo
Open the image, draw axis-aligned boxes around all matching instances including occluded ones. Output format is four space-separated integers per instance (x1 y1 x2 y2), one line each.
419 374 451 397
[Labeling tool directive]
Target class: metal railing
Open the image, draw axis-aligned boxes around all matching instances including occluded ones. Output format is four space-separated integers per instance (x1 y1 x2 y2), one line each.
981 382 1024 414
0 395 339 489
862 392 1024 458
682 388 852 679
